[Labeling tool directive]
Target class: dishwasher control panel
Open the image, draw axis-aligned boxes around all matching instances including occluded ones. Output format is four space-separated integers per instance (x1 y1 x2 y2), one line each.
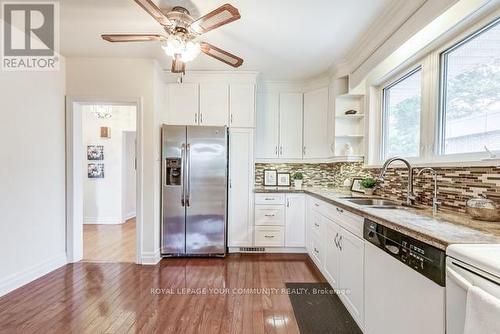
364 219 446 286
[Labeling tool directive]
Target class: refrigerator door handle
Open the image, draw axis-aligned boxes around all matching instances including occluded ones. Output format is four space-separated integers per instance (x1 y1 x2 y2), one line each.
180 143 186 207
185 143 191 206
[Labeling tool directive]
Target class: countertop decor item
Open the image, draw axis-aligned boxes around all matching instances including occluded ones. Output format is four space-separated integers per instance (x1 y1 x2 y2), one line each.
345 109 357 115
263 169 278 186
342 143 354 156
292 172 303 190
466 195 500 222
277 172 291 187
351 177 364 193
361 177 377 196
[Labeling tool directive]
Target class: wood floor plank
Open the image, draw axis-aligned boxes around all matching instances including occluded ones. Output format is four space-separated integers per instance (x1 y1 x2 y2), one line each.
0 254 324 333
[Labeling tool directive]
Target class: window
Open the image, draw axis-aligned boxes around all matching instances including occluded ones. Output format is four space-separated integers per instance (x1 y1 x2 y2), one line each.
382 68 422 158
440 18 500 155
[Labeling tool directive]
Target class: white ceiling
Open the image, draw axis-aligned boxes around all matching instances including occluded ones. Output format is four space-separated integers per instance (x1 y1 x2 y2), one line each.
61 0 398 80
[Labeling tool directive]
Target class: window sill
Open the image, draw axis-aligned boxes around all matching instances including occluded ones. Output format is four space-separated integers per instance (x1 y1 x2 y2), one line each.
364 157 500 169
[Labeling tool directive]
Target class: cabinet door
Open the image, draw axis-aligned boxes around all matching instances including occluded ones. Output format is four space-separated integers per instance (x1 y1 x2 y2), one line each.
256 92 279 159
230 84 255 128
166 83 199 125
304 87 330 158
279 93 303 159
199 83 229 126
339 228 365 324
285 194 305 247
228 128 254 247
324 221 341 289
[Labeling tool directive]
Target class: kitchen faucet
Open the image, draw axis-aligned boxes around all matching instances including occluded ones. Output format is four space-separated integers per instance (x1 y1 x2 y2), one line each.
377 157 415 206
416 167 441 215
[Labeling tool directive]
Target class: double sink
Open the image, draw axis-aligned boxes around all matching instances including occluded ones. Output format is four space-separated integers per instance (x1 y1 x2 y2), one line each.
341 197 423 210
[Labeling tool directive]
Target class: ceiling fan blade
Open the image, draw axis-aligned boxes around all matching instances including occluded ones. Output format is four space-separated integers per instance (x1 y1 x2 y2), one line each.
134 0 172 27
200 42 243 68
171 55 186 74
101 34 166 42
190 4 240 34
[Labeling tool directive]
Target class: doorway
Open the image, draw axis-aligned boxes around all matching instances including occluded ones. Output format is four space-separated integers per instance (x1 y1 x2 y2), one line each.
66 99 142 264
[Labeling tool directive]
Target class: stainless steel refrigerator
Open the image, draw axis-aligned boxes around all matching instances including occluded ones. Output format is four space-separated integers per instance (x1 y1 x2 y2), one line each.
161 125 228 257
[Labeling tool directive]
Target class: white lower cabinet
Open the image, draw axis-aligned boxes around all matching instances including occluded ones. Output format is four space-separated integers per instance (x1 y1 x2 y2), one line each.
324 221 341 289
254 193 305 248
307 196 365 329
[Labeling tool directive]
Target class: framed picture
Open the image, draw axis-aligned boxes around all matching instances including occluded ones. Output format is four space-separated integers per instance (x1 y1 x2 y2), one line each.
100 127 111 138
88 163 105 179
87 145 104 160
277 172 291 186
263 169 277 186
351 177 364 193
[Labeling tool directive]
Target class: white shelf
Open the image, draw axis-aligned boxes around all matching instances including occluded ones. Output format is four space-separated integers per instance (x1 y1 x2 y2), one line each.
336 114 364 119
335 134 364 138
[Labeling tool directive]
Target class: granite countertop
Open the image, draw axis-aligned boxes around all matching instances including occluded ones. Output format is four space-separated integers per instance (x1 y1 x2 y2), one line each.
254 186 500 250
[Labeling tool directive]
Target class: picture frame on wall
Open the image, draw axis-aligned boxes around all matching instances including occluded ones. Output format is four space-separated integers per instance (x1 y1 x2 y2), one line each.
87 145 104 160
351 177 364 193
277 172 291 187
263 169 278 186
88 163 105 179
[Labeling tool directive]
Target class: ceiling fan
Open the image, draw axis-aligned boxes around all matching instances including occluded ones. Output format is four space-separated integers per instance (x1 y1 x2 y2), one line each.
102 0 243 74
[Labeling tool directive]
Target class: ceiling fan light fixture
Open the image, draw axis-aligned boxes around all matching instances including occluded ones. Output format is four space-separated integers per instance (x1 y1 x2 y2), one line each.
161 35 200 63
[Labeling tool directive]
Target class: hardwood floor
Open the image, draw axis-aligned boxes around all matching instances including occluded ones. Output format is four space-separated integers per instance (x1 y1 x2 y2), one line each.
83 218 136 263
0 254 325 334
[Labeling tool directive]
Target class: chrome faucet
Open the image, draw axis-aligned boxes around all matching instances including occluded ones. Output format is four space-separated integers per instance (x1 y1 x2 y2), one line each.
416 167 441 215
377 157 415 206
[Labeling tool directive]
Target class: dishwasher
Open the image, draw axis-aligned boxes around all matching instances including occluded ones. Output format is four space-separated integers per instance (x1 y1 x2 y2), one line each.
364 219 446 334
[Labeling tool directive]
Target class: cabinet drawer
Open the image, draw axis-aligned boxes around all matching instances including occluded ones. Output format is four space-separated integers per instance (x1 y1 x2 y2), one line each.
309 211 324 239
255 226 284 247
331 206 364 239
309 232 323 267
255 193 285 205
255 205 285 226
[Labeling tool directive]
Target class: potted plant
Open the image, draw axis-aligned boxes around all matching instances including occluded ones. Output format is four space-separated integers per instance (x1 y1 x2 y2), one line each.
361 177 377 195
292 172 304 190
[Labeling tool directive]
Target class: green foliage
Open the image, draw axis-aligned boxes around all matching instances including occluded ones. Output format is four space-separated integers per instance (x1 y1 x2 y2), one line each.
387 95 421 157
292 172 303 180
361 177 377 189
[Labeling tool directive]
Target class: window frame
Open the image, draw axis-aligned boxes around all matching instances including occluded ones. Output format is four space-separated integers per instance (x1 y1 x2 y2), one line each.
368 12 500 167
437 16 500 156
381 66 423 160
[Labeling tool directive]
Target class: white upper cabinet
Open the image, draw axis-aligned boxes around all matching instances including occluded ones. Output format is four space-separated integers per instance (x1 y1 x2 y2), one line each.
166 83 199 125
256 92 280 159
304 87 330 158
228 128 254 247
199 83 229 126
285 194 306 247
279 93 303 159
229 84 255 128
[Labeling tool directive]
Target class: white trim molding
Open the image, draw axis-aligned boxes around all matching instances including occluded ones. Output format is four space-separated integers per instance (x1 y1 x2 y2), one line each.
83 217 124 224
141 250 162 265
0 252 67 297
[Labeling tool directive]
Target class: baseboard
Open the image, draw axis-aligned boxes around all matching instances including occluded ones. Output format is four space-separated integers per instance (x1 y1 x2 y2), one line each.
0 252 67 297
228 247 307 253
141 249 161 265
123 212 136 221
84 216 122 224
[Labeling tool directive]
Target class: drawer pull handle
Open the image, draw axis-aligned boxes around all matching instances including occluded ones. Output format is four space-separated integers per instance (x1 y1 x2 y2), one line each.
264 198 274 200
336 207 344 213
314 248 319 253
264 214 275 217
314 223 319 227
314 203 320 207
264 235 275 238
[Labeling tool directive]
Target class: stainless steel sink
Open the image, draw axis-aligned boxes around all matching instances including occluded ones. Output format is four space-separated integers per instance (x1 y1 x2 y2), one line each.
348 198 401 206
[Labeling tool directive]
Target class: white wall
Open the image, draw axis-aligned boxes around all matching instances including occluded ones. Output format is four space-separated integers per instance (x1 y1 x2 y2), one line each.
122 131 137 221
82 105 136 224
66 57 165 264
0 64 67 296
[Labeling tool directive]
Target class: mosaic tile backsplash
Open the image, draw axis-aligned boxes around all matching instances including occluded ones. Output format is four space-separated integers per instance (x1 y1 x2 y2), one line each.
255 163 500 213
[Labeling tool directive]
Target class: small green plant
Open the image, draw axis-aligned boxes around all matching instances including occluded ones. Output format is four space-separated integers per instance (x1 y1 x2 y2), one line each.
292 172 303 180
361 177 377 189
